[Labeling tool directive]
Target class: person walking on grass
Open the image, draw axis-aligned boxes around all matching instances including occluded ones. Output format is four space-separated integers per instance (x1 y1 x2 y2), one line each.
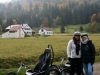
81 33 95 75
67 31 82 75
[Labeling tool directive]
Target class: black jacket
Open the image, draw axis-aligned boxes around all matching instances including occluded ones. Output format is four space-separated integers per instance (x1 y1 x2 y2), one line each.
81 40 95 64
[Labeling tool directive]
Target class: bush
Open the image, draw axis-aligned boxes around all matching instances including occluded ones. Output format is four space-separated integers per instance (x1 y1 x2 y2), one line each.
24 33 31 37
96 49 100 56
34 33 41 36
86 22 100 33
0 56 38 69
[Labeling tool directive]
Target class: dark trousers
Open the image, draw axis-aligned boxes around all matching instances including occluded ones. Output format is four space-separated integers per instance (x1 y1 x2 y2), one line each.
70 58 82 75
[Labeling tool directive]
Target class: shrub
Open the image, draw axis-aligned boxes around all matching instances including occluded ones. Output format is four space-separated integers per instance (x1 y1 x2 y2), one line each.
34 33 41 36
86 21 100 33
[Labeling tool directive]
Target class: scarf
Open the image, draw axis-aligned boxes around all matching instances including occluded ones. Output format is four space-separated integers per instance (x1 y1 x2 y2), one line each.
73 37 80 55
81 38 89 44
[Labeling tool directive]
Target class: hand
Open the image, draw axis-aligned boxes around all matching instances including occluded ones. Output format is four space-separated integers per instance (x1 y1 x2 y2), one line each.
91 62 94 65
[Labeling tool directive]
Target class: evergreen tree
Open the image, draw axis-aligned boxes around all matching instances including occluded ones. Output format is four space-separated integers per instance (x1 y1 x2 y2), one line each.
0 19 2 25
0 0 100 28
79 26 84 32
34 4 39 14
60 25 65 33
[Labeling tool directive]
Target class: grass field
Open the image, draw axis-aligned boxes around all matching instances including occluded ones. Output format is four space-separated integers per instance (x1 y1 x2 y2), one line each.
0 24 100 74
0 34 100 74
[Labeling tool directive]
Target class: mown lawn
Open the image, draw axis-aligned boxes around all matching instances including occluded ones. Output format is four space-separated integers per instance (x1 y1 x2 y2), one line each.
0 34 100 74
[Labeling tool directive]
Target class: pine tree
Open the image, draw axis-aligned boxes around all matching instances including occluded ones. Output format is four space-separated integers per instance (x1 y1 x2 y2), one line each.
0 19 2 25
34 4 39 14
79 26 84 32
60 25 65 33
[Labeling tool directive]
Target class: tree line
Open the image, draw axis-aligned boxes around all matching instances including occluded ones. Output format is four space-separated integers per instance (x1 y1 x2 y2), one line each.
0 0 100 32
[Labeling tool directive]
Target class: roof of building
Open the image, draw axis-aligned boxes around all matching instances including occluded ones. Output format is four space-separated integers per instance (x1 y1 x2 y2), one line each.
42 27 52 31
5 24 28 30
21 24 28 28
9 26 21 31
6 25 20 30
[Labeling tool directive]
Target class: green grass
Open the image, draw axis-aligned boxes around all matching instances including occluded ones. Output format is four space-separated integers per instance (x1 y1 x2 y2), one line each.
51 24 82 34
1 56 100 75
0 60 68 75
33 24 87 34
0 35 100 68
0 24 100 74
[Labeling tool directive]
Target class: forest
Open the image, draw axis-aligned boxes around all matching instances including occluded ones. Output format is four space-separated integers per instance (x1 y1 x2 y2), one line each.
0 0 100 32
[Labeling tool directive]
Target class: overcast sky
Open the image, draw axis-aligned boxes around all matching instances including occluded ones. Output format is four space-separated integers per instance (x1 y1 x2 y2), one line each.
0 0 11 3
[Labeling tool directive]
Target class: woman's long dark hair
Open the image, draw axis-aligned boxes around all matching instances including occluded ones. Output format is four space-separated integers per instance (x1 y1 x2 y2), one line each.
73 36 80 55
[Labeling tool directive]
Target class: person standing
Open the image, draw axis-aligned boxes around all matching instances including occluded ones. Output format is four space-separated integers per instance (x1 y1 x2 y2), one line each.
81 33 95 75
67 31 82 75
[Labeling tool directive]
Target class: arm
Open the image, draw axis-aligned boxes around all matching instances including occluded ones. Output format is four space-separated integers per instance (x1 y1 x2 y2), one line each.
67 40 72 58
91 43 96 63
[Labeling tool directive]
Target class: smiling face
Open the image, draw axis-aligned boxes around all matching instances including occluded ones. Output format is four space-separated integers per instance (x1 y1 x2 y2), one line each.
74 35 80 40
82 37 87 41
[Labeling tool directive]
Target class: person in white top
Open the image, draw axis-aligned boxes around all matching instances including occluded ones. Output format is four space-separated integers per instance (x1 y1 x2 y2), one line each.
67 31 83 75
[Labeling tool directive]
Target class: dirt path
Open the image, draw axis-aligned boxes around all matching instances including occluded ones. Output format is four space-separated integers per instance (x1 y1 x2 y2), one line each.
93 63 100 75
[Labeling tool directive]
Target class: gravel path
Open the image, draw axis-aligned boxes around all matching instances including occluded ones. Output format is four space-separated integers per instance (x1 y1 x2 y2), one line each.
93 63 100 75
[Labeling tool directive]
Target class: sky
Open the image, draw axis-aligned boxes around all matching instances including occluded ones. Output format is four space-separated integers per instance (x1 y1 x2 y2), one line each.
0 0 11 3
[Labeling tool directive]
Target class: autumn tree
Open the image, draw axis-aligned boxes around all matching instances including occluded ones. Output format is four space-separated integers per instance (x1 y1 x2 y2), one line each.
91 14 97 23
0 25 2 32
0 0 100 29
41 17 49 27
90 22 100 33
53 16 62 26
13 19 17 24
86 20 100 33
97 13 100 23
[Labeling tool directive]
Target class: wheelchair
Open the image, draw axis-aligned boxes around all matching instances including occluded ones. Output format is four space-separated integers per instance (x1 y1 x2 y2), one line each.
25 44 60 75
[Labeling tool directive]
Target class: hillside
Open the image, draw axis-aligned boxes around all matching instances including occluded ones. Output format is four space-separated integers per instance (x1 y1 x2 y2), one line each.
12 0 99 3
0 0 100 32
11 0 100 9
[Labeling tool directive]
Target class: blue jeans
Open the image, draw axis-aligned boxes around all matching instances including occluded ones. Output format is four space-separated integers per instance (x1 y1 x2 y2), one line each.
83 63 93 75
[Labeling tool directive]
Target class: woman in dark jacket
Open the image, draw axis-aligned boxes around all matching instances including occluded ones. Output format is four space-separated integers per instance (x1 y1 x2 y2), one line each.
81 33 95 75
